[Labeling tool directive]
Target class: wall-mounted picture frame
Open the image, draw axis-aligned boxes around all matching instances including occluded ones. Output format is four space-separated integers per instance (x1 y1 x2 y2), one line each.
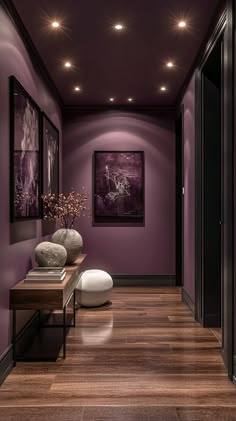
10 76 41 222
94 151 144 222
41 112 59 197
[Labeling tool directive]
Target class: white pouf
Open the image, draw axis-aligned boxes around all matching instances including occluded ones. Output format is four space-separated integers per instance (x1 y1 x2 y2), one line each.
77 269 113 307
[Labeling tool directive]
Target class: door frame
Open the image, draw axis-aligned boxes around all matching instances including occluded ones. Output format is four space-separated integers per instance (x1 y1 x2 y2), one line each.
195 5 234 379
175 105 184 287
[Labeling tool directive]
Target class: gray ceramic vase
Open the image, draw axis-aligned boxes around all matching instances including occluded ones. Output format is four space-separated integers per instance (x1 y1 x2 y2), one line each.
51 229 83 264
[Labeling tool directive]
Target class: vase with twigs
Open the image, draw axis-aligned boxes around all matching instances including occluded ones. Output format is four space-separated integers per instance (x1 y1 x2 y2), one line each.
42 189 88 264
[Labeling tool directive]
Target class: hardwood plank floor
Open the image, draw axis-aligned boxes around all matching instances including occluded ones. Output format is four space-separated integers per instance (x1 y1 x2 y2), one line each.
0 287 235 420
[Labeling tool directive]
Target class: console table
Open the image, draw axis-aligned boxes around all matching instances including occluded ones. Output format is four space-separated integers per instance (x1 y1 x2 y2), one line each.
10 254 86 363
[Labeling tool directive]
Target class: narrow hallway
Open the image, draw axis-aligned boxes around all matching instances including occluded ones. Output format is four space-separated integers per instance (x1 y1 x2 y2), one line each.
0 287 236 420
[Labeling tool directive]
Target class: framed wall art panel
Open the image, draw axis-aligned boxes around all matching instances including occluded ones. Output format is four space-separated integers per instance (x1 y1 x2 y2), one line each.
94 151 144 222
10 76 41 222
41 112 59 196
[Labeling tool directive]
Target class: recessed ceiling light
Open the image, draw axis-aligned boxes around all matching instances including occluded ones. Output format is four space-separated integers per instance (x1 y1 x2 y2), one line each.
51 21 60 28
128 98 133 102
114 24 124 30
65 62 71 68
178 21 186 28
74 86 80 91
160 86 167 92
109 97 115 102
167 62 174 68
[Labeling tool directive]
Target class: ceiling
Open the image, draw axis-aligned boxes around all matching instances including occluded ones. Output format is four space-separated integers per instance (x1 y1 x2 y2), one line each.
12 0 223 106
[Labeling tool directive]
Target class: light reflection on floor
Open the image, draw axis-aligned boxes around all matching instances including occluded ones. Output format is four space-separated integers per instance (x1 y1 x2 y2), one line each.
80 310 114 345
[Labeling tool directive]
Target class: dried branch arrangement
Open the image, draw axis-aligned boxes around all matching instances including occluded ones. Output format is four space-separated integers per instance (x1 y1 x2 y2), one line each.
42 189 88 228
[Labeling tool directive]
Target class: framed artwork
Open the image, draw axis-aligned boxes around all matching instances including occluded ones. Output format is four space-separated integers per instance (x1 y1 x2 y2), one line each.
94 151 144 222
41 112 59 196
10 76 41 222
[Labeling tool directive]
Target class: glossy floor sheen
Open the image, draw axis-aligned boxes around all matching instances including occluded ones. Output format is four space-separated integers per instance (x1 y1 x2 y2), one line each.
1 287 236 420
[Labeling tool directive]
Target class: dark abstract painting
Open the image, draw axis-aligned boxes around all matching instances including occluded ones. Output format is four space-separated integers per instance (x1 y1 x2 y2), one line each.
10 76 41 221
94 151 144 221
42 113 59 196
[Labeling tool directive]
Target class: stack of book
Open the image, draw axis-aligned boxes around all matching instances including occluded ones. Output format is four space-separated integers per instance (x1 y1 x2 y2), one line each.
24 267 66 283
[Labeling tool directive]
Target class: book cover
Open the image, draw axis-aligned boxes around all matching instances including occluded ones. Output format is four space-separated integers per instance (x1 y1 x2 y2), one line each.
26 269 66 277
31 267 65 271
26 273 66 279
24 272 66 283
28 268 65 273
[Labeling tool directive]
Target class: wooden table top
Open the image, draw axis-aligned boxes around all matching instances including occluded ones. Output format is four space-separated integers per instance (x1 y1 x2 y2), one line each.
10 254 86 310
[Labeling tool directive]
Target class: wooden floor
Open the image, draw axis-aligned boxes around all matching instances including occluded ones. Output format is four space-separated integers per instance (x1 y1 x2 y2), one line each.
0 287 236 420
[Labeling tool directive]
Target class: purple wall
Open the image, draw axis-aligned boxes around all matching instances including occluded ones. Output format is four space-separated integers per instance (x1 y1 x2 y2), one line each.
181 75 196 301
0 6 62 356
63 111 175 275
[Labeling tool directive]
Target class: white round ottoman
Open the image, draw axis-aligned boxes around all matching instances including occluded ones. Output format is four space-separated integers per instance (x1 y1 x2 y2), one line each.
77 269 113 307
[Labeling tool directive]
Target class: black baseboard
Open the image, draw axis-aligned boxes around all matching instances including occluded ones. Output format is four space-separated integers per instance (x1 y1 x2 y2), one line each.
232 354 236 384
112 275 176 287
0 345 13 385
181 287 195 316
0 311 39 385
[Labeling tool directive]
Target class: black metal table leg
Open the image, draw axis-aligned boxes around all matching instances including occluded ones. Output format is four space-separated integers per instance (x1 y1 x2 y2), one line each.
73 289 76 327
38 309 41 327
63 305 66 359
12 309 16 366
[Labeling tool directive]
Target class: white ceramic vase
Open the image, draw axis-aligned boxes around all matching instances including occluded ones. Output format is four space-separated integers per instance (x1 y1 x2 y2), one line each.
51 228 83 264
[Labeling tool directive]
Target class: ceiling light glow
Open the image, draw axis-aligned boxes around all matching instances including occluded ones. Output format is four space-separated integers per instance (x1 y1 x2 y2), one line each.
160 86 167 91
128 98 133 102
178 21 186 28
74 86 80 91
109 97 115 102
52 21 60 28
167 62 174 68
65 62 71 68
114 24 124 30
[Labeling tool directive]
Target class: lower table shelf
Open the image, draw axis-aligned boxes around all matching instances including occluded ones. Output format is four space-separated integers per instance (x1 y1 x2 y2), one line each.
12 287 76 363
10 255 86 364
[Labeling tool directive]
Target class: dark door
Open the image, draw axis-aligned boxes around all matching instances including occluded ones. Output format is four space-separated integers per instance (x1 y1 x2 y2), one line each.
201 39 222 327
195 5 234 379
221 1 233 377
